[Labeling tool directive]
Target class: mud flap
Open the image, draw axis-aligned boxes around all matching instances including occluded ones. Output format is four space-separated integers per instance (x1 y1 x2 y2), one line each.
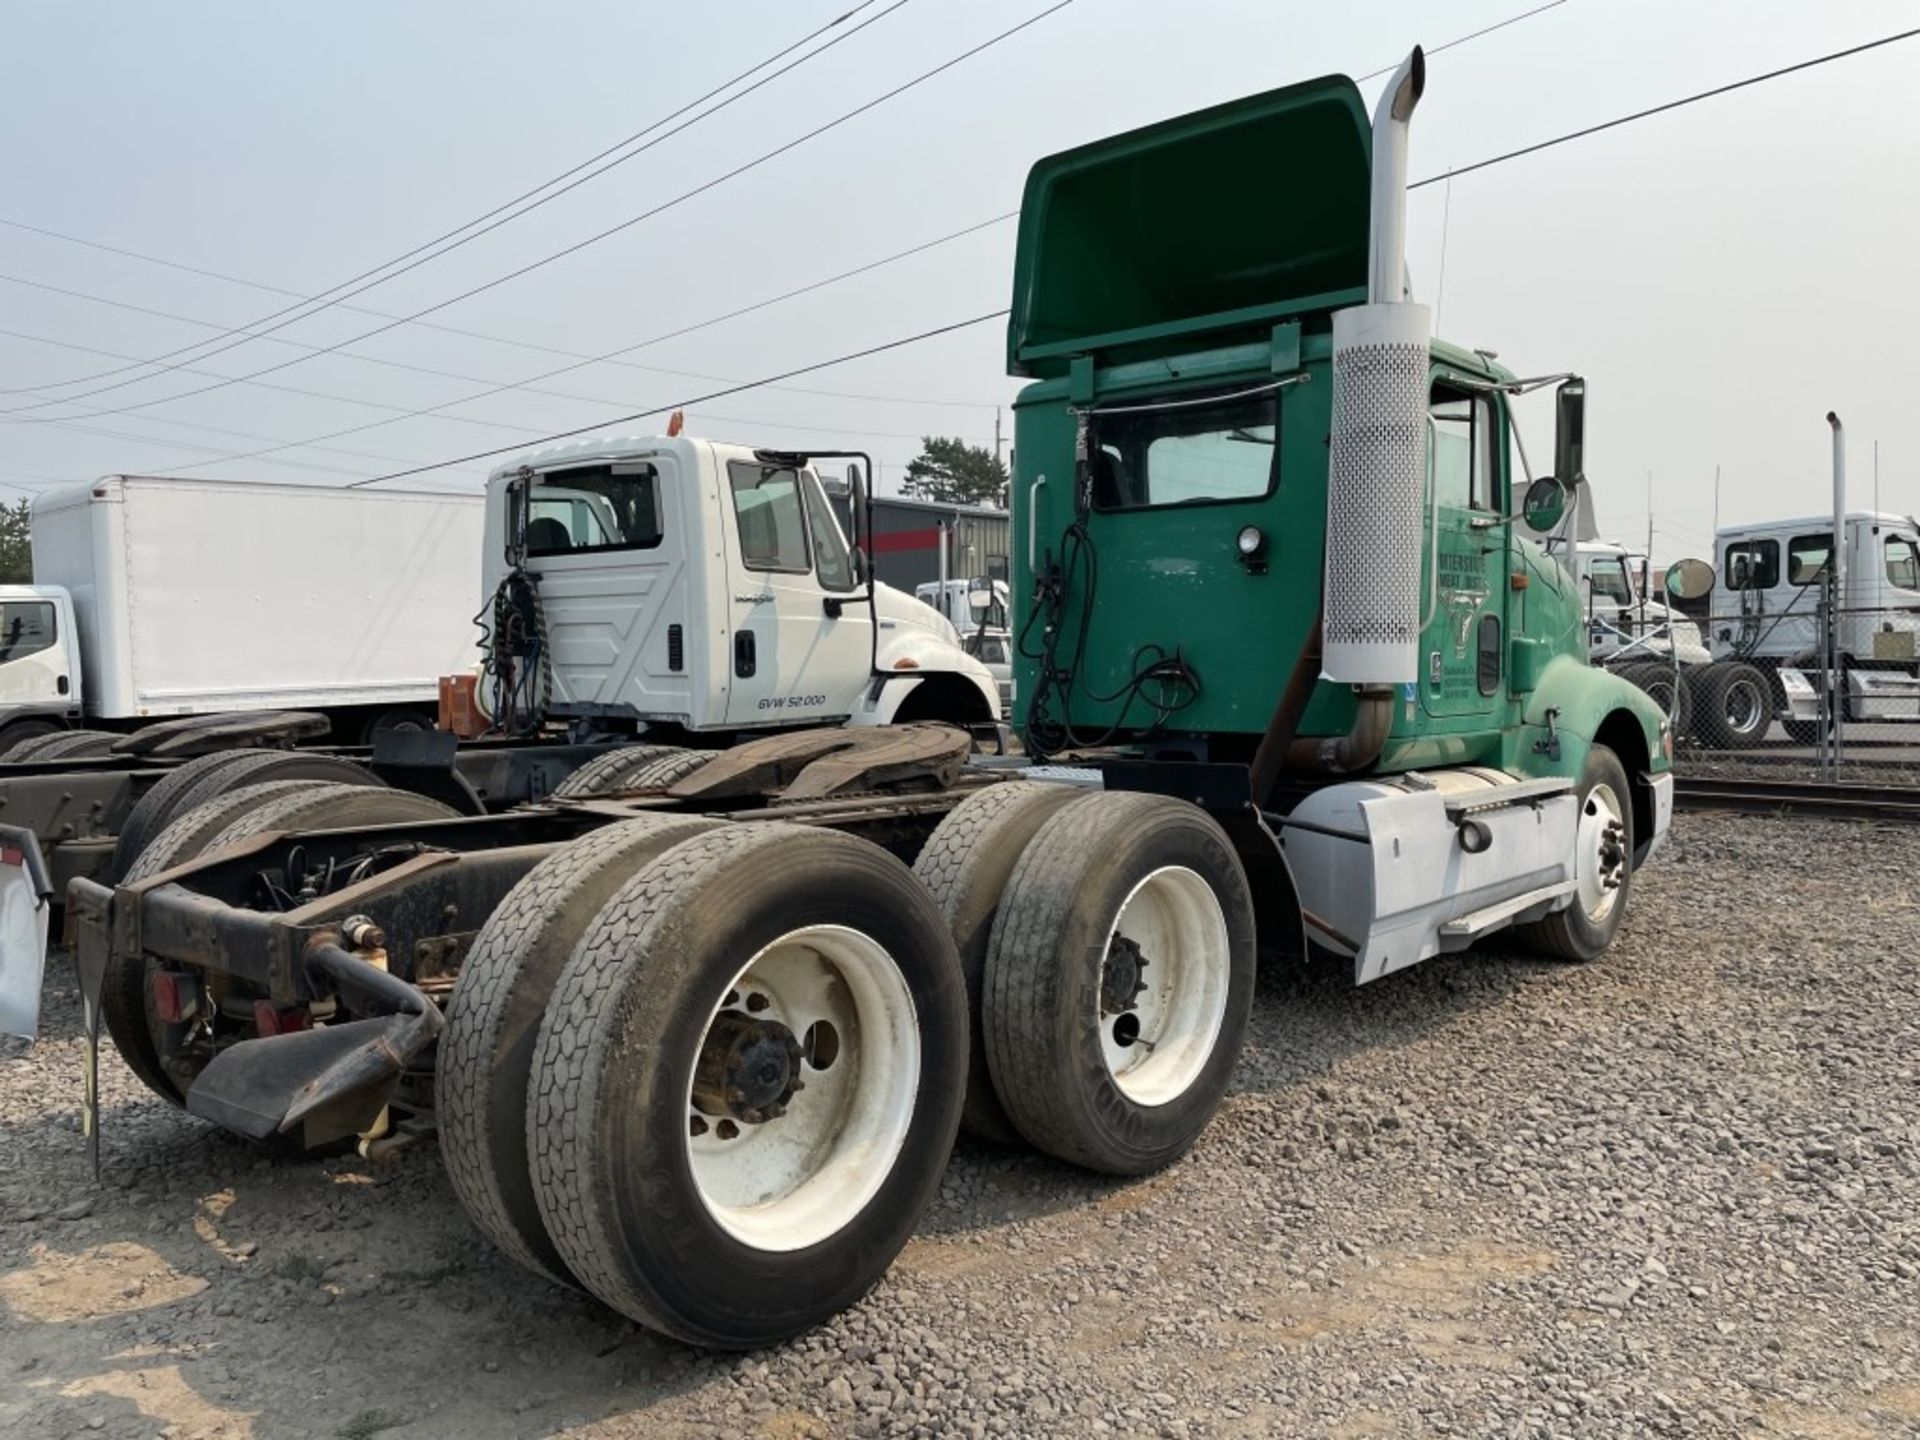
187 1016 428 1144
186 942 444 1146
0 824 53 1041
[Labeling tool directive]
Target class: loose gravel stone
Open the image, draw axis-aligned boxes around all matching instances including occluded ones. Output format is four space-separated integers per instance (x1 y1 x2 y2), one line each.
1 813 1916 1438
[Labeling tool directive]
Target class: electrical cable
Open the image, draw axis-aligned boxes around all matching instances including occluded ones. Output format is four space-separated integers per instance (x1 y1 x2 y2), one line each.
0 211 1015 406
1411 25 1920 189
344 309 1009 486
92 213 1017 474
0 1 904 399
0 1 1074 425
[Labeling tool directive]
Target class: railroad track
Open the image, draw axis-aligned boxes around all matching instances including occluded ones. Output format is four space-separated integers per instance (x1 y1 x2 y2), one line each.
1673 775 1920 823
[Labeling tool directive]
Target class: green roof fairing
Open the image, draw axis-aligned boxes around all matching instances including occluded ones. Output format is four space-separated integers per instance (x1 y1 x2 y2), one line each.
1007 74 1372 378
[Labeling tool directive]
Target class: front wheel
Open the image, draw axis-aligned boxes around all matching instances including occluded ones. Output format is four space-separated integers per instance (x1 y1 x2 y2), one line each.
1516 744 1633 963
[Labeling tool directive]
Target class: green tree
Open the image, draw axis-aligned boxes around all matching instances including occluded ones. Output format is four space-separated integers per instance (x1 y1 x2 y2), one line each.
0 499 30 584
901 437 1007 508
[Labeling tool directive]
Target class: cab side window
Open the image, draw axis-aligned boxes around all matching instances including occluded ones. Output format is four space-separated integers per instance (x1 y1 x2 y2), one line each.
1788 534 1831 586
1588 558 1633 606
0 601 56 664
1724 540 1779 590
1429 385 1498 513
801 474 857 593
1887 535 1920 590
728 462 810 574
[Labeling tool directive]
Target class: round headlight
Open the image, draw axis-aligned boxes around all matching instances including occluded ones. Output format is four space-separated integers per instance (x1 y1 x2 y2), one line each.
1237 525 1266 557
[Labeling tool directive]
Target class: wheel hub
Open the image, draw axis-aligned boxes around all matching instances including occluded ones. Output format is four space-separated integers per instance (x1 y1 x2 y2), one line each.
1597 816 1627 890
1101 934 1150 1016
692 1011 804 1124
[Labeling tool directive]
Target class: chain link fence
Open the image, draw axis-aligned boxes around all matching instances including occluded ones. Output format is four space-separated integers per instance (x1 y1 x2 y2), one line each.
1597 600 1920 785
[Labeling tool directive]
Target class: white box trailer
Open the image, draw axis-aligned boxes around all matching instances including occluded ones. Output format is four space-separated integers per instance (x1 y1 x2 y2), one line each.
5 476 483 749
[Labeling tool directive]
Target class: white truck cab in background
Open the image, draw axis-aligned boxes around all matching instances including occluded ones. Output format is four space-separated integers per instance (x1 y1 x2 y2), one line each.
481 435 999 734
1714 511 1920 727
0 585 81 736
1568 541 1710 666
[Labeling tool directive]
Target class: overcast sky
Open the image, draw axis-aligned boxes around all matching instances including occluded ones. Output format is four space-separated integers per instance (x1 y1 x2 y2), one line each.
3 0 1915 564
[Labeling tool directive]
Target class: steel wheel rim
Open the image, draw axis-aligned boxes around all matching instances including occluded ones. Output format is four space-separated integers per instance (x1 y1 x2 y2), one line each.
1096 865 1231 1107
1576 781 1628 922
1727 678 1764 733
683 924 919 1253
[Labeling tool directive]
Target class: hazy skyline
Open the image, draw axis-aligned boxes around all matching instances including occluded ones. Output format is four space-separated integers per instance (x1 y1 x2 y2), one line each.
3 0 1915 565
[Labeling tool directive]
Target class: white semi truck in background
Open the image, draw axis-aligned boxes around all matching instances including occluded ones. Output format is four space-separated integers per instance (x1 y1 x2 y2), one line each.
0 476 484 757
1701 510 1920 740
468 434 999 739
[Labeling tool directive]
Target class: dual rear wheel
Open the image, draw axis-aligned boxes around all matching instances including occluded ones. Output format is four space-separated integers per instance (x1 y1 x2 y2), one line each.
440 820 967 1348
437 784 1257 1346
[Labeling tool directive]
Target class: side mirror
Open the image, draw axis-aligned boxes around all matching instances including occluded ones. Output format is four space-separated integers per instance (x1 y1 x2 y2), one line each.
1666 557 1714 602
1521 477 1568 533
1554 378 1586 489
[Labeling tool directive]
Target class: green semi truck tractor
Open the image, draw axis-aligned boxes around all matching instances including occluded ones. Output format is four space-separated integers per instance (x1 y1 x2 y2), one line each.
1001 47 1672 986
28 48 1674 1351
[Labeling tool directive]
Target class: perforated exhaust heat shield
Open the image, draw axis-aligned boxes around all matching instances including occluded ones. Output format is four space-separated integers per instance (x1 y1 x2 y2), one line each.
1322 300 1431 686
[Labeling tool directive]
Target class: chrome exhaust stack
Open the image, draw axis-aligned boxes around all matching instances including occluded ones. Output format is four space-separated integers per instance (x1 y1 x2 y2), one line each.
1322 47 1431 689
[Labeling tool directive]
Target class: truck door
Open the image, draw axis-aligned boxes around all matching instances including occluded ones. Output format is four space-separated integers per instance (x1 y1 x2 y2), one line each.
1420 383 1506 721
722 461 871 726
519 456 693 721
0 595 73 714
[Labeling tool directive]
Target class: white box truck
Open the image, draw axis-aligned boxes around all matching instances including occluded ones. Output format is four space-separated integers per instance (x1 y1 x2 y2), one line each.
0 476 482 753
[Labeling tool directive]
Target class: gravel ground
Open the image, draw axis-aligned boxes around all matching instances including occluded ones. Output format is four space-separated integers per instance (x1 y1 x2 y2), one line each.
4 812 1918 1440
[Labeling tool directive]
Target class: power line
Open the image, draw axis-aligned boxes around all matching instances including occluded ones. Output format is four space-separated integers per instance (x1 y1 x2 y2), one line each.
0 258 1004 416
348 310 1009 486
142 214 1018 475
0 1 1074 425
0 210 1012 402
346 13 1906 491
0 2 905 399
1411 25 1920 189
1356 0 1568 82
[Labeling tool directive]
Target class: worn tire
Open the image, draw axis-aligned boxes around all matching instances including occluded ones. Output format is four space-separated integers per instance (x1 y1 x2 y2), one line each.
1691 662 1771 749
553 745 685 797
981 791 1256 1176
110 750 379 881
911 780 1083 1143
123 783 362 884
1619 661 1692 736
205 784 459 849
6 729 88 762
438 813 722 1288
529 823 967 1348
101 782 464 1110
1515 743 1634 963
26 729 120 761
0 719 62 759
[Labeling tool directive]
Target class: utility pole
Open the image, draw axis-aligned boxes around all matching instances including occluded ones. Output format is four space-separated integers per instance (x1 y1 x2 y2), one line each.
1874 439 1880 520
994 407 1003 468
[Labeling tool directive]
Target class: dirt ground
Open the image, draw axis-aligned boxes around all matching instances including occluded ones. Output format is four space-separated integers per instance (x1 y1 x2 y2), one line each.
4 813 1918 1439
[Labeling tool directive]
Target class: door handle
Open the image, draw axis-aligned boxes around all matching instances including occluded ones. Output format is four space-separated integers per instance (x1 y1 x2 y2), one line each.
822 597 843 620
734 630 756 679
56 675 69 695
